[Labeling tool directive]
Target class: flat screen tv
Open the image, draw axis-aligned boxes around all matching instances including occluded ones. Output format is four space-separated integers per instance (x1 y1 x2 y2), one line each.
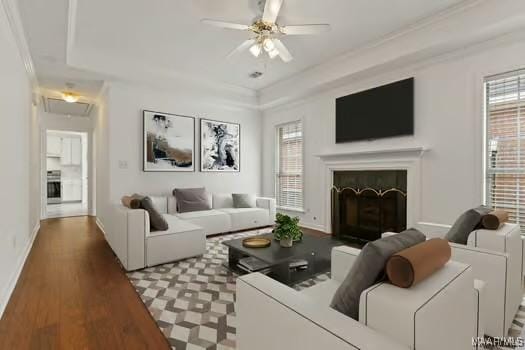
336 78 414 143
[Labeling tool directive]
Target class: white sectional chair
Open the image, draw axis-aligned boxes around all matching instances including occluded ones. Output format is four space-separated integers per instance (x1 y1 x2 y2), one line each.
108 193 276 271
237 246 477 350
384 222 523 337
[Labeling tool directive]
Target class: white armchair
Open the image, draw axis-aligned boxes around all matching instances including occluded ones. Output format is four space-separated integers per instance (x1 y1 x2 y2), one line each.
384 222 523 337
236 246 476 350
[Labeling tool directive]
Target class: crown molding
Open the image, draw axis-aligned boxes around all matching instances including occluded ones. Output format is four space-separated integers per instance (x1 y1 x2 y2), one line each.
65 0 258 110
258 0 525 110
1 0 38 89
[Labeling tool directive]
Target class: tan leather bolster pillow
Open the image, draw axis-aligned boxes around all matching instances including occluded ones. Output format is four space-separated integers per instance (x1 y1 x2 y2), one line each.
481 210 509 230
386 238 451 288
121 195 141 209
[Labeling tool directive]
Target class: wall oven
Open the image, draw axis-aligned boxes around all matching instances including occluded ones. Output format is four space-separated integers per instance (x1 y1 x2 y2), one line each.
47 170 62 204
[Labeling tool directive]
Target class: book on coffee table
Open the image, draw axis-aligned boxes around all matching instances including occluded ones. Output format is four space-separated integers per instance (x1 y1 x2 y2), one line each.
238 257 271 272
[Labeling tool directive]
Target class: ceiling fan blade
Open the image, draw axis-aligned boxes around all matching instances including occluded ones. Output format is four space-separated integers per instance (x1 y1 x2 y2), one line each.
272 38 293 63
201 19 249 31
262 0 283 24
226 39 256 59
280 24 331 35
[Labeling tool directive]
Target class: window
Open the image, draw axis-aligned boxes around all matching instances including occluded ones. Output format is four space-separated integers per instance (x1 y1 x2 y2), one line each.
485 69 525 232
276 121 303 211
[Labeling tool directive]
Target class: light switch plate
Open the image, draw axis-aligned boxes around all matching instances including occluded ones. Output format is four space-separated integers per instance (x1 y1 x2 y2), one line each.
118 160 128 169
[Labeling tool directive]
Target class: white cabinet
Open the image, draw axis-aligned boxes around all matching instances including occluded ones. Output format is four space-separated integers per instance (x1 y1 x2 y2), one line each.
60 137 81 166
47 136 61 156
71 138 81 165
62 179 82 202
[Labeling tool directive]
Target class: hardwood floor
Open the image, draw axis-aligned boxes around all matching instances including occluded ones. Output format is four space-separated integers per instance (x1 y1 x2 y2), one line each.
0 217 332 350
0 216 170 350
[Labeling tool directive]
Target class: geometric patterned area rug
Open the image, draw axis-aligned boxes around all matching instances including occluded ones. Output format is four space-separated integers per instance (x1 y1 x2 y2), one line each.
127 228 525 350
127 228 330 350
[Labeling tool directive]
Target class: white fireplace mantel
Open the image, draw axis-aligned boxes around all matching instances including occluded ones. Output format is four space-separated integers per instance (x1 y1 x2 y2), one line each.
315 146 427 161
318 145 428 234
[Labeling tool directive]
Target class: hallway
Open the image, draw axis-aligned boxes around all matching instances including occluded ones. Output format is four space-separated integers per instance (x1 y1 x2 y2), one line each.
0 217 169 350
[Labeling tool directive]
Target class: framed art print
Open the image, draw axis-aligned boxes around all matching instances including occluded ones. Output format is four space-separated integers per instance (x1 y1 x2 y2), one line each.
200 118 240 172
143 110 195 172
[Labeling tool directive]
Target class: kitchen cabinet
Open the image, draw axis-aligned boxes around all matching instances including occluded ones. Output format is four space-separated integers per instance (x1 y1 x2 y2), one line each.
47 136 61 156
71 138 81 165
60 137 81 166
62 179 82 202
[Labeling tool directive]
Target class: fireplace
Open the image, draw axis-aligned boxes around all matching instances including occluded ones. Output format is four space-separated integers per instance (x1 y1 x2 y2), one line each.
331 170 407 243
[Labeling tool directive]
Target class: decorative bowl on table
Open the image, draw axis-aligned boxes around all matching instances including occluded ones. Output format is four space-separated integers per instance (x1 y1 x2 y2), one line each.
242 237 271 248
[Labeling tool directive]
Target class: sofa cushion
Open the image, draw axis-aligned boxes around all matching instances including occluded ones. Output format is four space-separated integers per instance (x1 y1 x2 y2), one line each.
134 195 168 231
445 206 491 244
330 228 426 320
218 208 269 231
147 214 203 237
149 196 168 214
173 188 212 213
232 193 256 208
213 193 234 209
176 209 231 236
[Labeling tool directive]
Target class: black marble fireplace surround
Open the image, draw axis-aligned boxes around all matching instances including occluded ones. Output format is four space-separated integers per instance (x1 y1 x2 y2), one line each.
331 170 407 243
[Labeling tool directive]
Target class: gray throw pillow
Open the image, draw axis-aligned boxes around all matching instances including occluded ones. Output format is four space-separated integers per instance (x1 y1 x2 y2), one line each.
445 206 492 244
330 228 426 320
232 193 256 208
173 187 211 213
134 195 168 231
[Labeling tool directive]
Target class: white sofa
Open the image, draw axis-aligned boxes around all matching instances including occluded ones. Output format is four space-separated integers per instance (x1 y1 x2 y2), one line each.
237 246 477 350
384 222 523 338
107 193 276 270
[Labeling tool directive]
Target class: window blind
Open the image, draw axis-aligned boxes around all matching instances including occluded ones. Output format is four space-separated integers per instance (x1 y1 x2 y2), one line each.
276 121 303 210
485 69 525 232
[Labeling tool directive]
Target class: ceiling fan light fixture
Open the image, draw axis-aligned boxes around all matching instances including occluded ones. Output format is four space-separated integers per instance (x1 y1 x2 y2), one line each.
62 92 80 103
268 48 279 59
249 44 262 57
262 38 275 52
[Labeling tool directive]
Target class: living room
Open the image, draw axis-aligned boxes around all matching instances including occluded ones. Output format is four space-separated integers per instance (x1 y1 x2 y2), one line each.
1 0 525 349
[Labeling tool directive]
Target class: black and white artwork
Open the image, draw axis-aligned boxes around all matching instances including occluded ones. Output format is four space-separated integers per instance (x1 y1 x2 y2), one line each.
200 119 240 172
143 110 195 172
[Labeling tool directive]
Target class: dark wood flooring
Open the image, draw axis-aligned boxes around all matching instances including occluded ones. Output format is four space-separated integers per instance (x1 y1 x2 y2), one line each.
0 216 170 350
0 217 330 350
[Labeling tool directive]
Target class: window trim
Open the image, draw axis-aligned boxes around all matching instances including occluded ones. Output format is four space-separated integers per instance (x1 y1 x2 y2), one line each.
483 68 525 231
275 119 305 212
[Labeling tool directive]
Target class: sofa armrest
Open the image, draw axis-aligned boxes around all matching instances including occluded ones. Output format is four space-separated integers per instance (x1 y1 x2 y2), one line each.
256 197 276 223
449 242 514 336
360 261 475 350
110 205 148 271
237 273 408 350
331 246 361 283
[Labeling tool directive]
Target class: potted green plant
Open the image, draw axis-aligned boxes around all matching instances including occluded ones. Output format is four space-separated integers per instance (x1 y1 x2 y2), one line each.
272 213 303 248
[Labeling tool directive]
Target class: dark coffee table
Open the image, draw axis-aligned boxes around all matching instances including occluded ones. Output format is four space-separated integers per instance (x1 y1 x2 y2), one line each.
222 233 345 285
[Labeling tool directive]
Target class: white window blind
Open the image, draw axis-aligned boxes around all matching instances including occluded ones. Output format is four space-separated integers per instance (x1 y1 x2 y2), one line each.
276 121 303 211
485 69 525 232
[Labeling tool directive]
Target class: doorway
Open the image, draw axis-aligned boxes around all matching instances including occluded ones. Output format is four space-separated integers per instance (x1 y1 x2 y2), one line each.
45 130 89 218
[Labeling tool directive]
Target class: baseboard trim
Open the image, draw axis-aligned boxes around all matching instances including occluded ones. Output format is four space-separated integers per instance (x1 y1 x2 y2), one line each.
96 217 106 235
300 222 328 233
0 221 40 318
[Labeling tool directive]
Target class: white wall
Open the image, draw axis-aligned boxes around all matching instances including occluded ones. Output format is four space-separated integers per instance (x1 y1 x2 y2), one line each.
0 4 39 315
95 82 263 228
262 39 525 233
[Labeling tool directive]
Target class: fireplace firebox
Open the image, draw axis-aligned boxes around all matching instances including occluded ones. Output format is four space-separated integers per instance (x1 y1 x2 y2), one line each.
331 170 407 243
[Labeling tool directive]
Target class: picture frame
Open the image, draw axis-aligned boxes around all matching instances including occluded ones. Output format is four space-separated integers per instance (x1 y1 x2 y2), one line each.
143 110 195 172
200 118 240 172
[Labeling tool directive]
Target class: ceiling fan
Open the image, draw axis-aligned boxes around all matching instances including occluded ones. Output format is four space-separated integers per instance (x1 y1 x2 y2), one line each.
201 0 330 63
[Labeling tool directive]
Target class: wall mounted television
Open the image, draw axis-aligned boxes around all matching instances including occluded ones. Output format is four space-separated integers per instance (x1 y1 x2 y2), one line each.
335 78 414 143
